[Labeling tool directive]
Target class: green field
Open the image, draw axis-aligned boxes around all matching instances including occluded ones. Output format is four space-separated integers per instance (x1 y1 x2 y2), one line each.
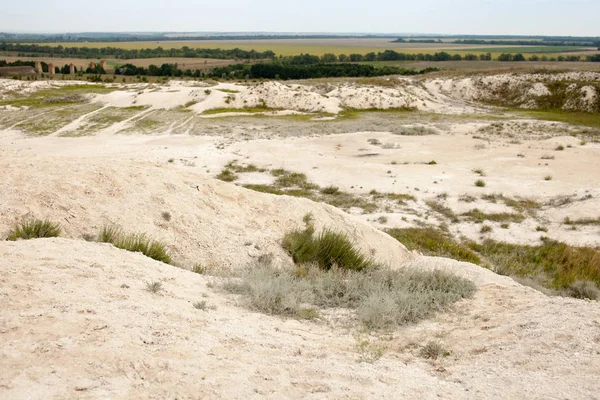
466 46 590 54
37 39 596 58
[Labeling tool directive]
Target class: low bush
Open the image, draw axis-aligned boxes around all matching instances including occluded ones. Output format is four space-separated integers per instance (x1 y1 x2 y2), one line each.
99 226 172 264
7 219 61 240
223 264 476 330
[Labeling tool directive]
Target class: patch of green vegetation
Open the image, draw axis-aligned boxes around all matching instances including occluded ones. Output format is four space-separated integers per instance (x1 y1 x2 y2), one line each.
339 106 416 119
99 226 172 264
283 221 373 271
370 191 416 205
462 209 526 223
481 193 541 214
426 200 459 222
386 227 481 264
0 85 114 109
564 217 600 226
14 104 103 136
6 219 61 240
224 160 266 173
202 106 279 115
216 88 240 94
217 169 238 182
467 238 600 290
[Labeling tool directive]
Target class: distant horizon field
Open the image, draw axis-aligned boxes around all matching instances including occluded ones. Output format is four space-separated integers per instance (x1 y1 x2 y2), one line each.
34 38 599 58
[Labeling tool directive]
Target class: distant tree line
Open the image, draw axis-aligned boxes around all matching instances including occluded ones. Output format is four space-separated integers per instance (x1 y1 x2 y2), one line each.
0 43 275 60
0 33 397 43
2 42 600 64
451 39 600 46
113 62 439 80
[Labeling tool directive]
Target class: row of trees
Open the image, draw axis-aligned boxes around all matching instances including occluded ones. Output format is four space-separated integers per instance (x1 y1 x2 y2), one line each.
2 42 600 63
113 62 439 80
0 43 275 60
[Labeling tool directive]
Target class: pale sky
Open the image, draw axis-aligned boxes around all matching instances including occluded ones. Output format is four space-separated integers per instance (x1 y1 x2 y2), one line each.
2 0 598 37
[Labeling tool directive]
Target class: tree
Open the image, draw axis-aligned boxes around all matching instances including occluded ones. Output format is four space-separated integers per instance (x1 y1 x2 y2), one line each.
364 52 377 61
321 53 337 63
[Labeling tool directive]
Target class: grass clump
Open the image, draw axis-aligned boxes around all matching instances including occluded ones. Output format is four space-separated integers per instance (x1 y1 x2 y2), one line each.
99 226 172 264
146 281 163 293
223 264 476 330
6 219 61 240
426 200 459 222
420 341 450 360
283 223 372 271
462 209 526 223
475 179 486 188
386 227 481 264
216 168 238 182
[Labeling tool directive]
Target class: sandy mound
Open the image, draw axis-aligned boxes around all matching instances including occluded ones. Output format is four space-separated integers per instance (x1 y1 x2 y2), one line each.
0 156 412 269
2 238 599 399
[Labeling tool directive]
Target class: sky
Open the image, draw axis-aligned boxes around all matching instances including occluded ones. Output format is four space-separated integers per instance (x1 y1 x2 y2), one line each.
2 0 598 37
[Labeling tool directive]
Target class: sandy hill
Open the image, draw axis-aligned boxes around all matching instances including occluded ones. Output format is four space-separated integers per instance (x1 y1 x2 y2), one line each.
1 156 600 399
0 155 412 270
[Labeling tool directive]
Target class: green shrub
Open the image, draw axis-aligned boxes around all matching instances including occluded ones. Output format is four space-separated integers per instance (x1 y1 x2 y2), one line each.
217 169 238 182
283 224 372 271
99 226 172 264
7 219 61 240
475 179 486 187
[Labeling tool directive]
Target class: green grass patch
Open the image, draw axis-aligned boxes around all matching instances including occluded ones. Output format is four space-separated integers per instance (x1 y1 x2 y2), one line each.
462 209 526 223
426 200 459 222
99 226 172 264
6 219 61 240
467 238 600 290
386 227 481 264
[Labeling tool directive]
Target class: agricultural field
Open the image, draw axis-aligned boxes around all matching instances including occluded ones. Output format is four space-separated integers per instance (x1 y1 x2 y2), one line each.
38 38 599 58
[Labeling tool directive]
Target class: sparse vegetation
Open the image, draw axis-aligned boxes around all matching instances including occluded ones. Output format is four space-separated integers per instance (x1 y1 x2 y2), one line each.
420 341 450 360
6 219 61 240
217 168 239 182
475 179 486 187
462 209 526 223
161 211 172 222
99 226 172 264
223 262 476 330
426 200 459 222
146 281 163 293
473 169 485 176
545 175 553 181
480 225 493 233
